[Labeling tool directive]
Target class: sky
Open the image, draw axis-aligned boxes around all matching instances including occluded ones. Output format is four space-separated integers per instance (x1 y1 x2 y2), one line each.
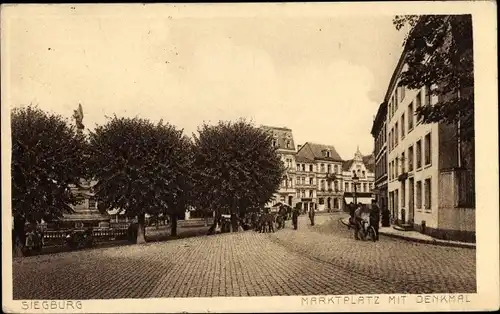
5 5 407 160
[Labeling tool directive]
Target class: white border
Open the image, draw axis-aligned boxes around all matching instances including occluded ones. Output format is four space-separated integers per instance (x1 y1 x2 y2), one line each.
2 2 498 313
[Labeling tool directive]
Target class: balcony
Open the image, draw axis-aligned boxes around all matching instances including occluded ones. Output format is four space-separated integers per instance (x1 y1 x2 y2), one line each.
398 172 408 182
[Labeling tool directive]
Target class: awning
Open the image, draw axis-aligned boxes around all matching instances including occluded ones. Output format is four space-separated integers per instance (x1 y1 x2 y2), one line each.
344 197 373 205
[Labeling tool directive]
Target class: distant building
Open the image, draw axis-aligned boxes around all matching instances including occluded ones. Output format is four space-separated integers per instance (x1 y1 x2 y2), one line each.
296 142 343 212
341 148 375 207
371 101 388 211
381 47 475 242
260 126 298 208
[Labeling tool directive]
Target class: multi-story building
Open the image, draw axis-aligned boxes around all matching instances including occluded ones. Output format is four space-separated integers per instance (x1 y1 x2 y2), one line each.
383 50 475 242
260 126 298 208
341 148 375 207
371 101 388 211
295 143 343 212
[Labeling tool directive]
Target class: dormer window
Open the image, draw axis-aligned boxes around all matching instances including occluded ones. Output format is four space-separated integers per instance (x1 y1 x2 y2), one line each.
286 140 291 148
327 151 331 158
272 140 277 147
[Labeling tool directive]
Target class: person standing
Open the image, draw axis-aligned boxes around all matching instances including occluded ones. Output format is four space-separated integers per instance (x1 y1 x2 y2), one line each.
292 208 299 230
370 199 381 241
309 207 315 226
353 203 364 240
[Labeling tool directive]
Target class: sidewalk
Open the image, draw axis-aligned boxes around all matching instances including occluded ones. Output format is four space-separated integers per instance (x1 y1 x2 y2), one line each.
340 217 475 249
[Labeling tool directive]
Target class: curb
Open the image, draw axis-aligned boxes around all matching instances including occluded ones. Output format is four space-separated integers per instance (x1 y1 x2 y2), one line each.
338 218 475 249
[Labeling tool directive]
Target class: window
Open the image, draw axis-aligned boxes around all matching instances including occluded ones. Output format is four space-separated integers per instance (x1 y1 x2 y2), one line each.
401 113 405 138
416 140 422 169
309 190 313 197
272 140 277 147
320 164 325 172
408 102 414 131
327 165 331 173
425 85 432 106
395 122 399 146
425 133 432 166
301 190 306 198
400 85 405 102
416 91 422 122
309 177 313 185
302 164 306 171
302 177 305 185
319 198 324 205
416 181 422 208
326 151 331 158
335 181 339 191
395 158 399 177
321 180 325 190
395 89 399 107
408 145 414 171
309 165 313 172
424 178 432 210
362 170 365 177
297 163 300 170
286 140 291 148
401 152 405 173
363 183 368 192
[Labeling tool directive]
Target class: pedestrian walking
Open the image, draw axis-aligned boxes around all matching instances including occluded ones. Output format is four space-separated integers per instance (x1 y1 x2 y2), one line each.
292 208 299 230
309 207 315 226
370 199 380 241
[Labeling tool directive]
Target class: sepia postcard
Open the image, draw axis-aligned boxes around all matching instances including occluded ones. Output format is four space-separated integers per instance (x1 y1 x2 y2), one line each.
1 2 499 313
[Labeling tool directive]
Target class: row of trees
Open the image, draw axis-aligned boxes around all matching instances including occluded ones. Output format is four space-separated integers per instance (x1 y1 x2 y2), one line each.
11 106 285 254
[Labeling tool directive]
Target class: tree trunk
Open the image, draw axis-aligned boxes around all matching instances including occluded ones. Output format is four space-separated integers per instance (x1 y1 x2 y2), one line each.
170 213 178 237
136 213 146 244
230 213 238 232
13 216 26 257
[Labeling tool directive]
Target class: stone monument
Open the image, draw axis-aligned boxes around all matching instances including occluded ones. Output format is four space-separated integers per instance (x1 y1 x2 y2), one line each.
58 104 110 229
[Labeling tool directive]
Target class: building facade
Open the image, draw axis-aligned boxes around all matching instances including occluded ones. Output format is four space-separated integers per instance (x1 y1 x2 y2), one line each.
260 126 298 208
371 101 388 211
382 50 475 242
341 148 376 208
295 143 344 212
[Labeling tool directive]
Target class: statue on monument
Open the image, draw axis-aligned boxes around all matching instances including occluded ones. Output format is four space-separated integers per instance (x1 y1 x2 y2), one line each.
73 103 85 132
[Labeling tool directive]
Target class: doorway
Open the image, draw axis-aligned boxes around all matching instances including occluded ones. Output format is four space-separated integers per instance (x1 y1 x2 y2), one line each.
408 178 415 224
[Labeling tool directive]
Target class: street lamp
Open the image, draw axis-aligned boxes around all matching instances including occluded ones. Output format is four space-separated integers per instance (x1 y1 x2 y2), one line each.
352 174 360 204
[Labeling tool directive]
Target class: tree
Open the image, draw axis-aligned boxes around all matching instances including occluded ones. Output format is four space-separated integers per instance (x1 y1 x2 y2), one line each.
87 116 192 243
11 105 88 256
393 15 474 152
192 120 285 232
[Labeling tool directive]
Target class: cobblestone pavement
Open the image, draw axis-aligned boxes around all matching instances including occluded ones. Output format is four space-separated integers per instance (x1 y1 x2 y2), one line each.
12 213 475 299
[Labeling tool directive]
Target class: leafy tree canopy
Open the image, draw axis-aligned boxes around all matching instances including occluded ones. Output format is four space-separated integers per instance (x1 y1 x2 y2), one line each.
393 14 474 141
192 120 285 216
11 105 88 223
87 116 193 218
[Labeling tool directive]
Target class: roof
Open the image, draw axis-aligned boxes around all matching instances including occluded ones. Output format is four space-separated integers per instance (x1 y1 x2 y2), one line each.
296 142 343 162
362 154 375 172
342 154 375 172
260 125 296 151
370 101 388 136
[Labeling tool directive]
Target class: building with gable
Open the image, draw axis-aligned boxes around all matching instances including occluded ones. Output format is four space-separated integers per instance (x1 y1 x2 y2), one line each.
260 126 298 208
296 142 344 212
341 148 376 207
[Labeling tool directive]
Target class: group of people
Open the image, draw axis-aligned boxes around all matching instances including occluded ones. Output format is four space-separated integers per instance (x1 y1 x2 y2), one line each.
348 199 380 241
